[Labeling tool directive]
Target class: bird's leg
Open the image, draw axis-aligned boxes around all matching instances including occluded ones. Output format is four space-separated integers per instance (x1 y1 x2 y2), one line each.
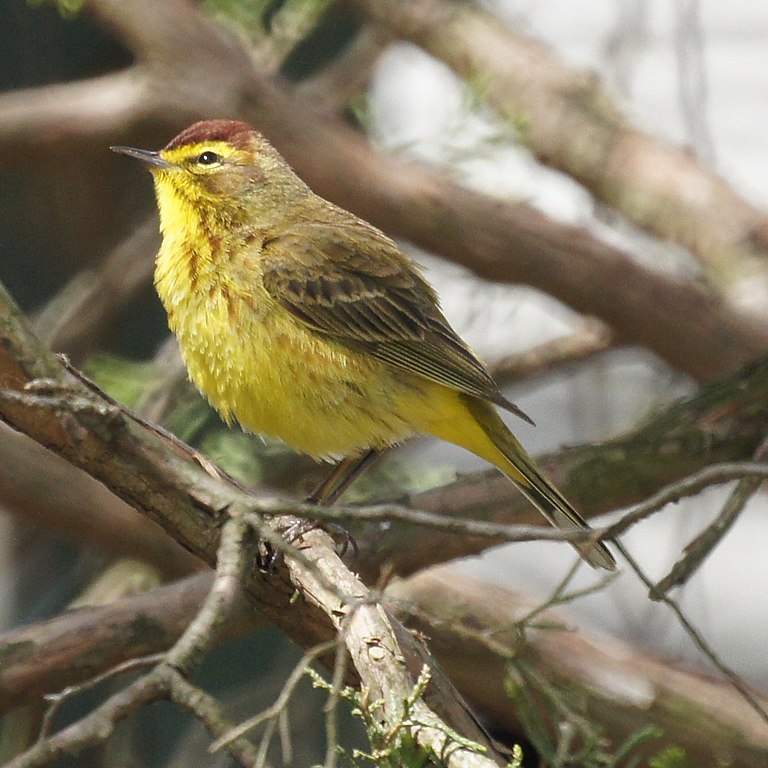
268 451 380 567
307 450 380 506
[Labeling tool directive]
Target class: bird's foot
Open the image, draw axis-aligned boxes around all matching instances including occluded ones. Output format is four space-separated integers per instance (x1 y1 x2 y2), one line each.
259 516 358 571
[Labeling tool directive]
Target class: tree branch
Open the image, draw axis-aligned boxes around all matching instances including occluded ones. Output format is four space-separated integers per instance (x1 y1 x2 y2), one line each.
393 566 768 768
6 517 261 768
0 422 198 576
5 562 767 766
0 278 508 766
1 0 767 381
348 0 768 310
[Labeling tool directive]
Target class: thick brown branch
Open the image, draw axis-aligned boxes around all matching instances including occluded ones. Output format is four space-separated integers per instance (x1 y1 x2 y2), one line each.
0 282 507 766
348 0 768 305
0 575 215 712
0 423 198 576
393 567 768 767
4 565 767 766
1 0 766 380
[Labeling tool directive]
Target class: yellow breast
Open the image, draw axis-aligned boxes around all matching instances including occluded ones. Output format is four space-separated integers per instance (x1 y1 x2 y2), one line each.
154 240 417 459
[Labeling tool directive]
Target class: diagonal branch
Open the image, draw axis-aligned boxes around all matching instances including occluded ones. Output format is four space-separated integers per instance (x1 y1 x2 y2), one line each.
0 279 508 766
1 0 767 381
5 564 768 766
348 0 768 306
6 517 261 768
394 566 768 767
0 71 153 156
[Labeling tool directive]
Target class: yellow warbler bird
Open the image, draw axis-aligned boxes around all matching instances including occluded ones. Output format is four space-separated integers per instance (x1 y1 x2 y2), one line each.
112 119 615 570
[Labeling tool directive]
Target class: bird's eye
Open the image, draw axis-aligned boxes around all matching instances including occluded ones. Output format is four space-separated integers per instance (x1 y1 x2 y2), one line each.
196 151 221 166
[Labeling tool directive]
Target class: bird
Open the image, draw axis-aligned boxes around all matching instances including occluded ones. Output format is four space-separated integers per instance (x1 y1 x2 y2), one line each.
111 119 615 570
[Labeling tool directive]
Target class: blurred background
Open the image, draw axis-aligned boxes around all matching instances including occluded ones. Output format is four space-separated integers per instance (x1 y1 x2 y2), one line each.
1 0 768 765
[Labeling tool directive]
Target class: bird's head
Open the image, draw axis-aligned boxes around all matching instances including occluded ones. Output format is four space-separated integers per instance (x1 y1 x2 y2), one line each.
112 119 309 231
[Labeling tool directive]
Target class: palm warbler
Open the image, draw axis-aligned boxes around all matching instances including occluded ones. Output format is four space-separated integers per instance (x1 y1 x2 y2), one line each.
112 120 614 570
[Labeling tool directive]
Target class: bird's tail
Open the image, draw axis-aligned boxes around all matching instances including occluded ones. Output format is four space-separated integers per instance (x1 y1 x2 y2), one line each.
462 397 616 571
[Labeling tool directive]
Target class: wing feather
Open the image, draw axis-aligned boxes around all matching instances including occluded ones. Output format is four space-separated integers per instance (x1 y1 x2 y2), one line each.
261 223 532 424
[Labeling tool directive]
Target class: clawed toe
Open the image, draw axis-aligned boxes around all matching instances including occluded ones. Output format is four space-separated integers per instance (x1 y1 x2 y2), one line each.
258 517 358 571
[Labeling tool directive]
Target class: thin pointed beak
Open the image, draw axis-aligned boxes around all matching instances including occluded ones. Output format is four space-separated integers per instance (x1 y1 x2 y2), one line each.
110 145 175 170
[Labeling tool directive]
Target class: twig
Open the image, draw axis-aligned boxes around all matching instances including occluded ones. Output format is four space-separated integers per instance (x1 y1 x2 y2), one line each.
395 565 768 767
255 462 768 549
165 514 251 674
209 640 337 757
5 673 168 768
6 275 768 763
615 540 768 727
323 621 353 768
164 669 259 766
509 560 616 631
284 531 506 766
39 654 165 739
603 462 768 539
656 434 768 594
6 516 259 768
655 480 758 594
6 380 768 549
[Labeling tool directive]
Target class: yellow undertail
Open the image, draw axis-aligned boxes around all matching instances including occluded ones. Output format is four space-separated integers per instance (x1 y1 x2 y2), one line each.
413 386 616 570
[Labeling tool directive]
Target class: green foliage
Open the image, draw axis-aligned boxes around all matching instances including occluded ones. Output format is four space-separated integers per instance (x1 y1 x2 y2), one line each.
84 353 211 442
27 0 85 18
339 449 456 504
348 93 373 133
505 660 663 767
198 430 266 485
84 352 275 481
648 746 691 768
201 0 273 38
506 744 524 768
84 353 163 409
310 666 503 767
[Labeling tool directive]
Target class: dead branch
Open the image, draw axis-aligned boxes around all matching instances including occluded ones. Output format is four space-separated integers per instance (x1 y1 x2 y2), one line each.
655 433 768 594
614 540 768 727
